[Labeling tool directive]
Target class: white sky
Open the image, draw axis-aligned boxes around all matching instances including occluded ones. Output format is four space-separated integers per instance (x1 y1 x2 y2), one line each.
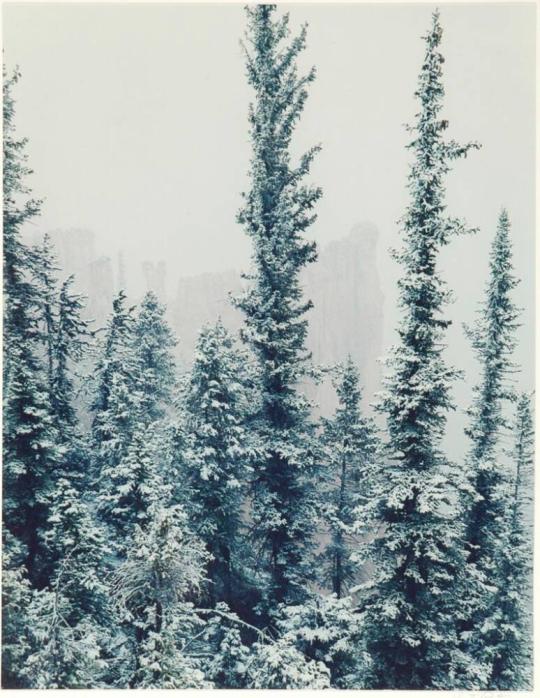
2 1 536 453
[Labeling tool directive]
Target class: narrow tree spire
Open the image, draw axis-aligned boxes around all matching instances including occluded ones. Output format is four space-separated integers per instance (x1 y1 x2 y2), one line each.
487 393 533 689
359 11 479 688
2 66 61 590
464 209 521 564
235 4 322 605
320 357 376 598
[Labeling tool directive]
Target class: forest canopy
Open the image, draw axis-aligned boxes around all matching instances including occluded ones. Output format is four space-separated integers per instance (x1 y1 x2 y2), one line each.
1 5 533 690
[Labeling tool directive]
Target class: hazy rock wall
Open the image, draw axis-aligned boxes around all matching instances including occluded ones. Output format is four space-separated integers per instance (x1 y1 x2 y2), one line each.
36 223 384 413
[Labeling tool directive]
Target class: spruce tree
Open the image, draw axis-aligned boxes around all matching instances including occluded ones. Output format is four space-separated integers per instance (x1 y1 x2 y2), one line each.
53 275 91 430
91 291 141 542
91 290 138 432
3 66 61 589
3 65 42 388
358 12 479 688
182 321 255 607
22 477 112 688
32 234 59 390
235 3 322 605
99 421 170 549
1 533 34 688
133 290 177 423
111 504 210 688
487 393 533 689
464 209 520 562
246 634 330 689
19 585 107 688
45 476 111 626
320 358 377 598
459 210 521 682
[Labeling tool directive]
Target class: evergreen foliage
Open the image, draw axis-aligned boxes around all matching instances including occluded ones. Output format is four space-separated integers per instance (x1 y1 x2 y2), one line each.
272 594 365 688
1 534 34 687
53 275 91 429
20 574 108 688
32 234 59 388
459 210 522 684
319 358 377 598
2 67 62 590
133 290 177 422
3 66 42 389
200 604 253 687
182 321 256 607
91 292 141 541
234 3 322 605
487 393 533 689
111 503 210 688
358 11 480 689
1 9 533 691
245 635 330 689
464 209 520 563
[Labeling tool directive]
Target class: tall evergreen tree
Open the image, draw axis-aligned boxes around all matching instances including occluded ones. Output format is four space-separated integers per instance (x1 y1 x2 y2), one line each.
182 321 255 607
32 234 59 390
52 275 91 430
319 358 377 598
93 292 177 550
91 291 141 541
91 290 138 431
133 290 177 423
3 65 42 388
358 12 479 688
487 393 533 689
459 210 521 682
235 3 322 605
2 66 61 589
464 209 520 559
463 209 520 545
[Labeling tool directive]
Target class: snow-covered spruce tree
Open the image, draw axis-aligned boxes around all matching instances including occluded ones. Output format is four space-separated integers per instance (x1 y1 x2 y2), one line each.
111 503 211 688
91 292 141 539
245 634 330 689
52 275 91 430
44 476 111 630
21 477 112 688
200 604 253 687
459 210 521 681
234 3 322 605
91 290 138 435
32 234 60 390
272 592 365 688
464 209 520 559
99 420 171 550
1 533 34 687
3 66 62 591
319 357 377 598
19 584 107 688
358 12 479 689
182 321 255 607
46 272 94 509
133 290 177 423
487 393 533 689
3 65 42 389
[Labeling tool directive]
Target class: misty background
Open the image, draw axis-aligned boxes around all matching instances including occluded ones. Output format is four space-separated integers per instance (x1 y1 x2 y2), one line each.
2 2 535 461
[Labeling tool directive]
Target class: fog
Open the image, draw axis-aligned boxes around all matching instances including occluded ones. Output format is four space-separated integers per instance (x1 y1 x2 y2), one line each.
3 1 535 459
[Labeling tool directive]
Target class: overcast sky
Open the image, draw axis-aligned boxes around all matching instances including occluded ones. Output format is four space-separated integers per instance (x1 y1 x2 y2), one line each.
3 1 535 450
